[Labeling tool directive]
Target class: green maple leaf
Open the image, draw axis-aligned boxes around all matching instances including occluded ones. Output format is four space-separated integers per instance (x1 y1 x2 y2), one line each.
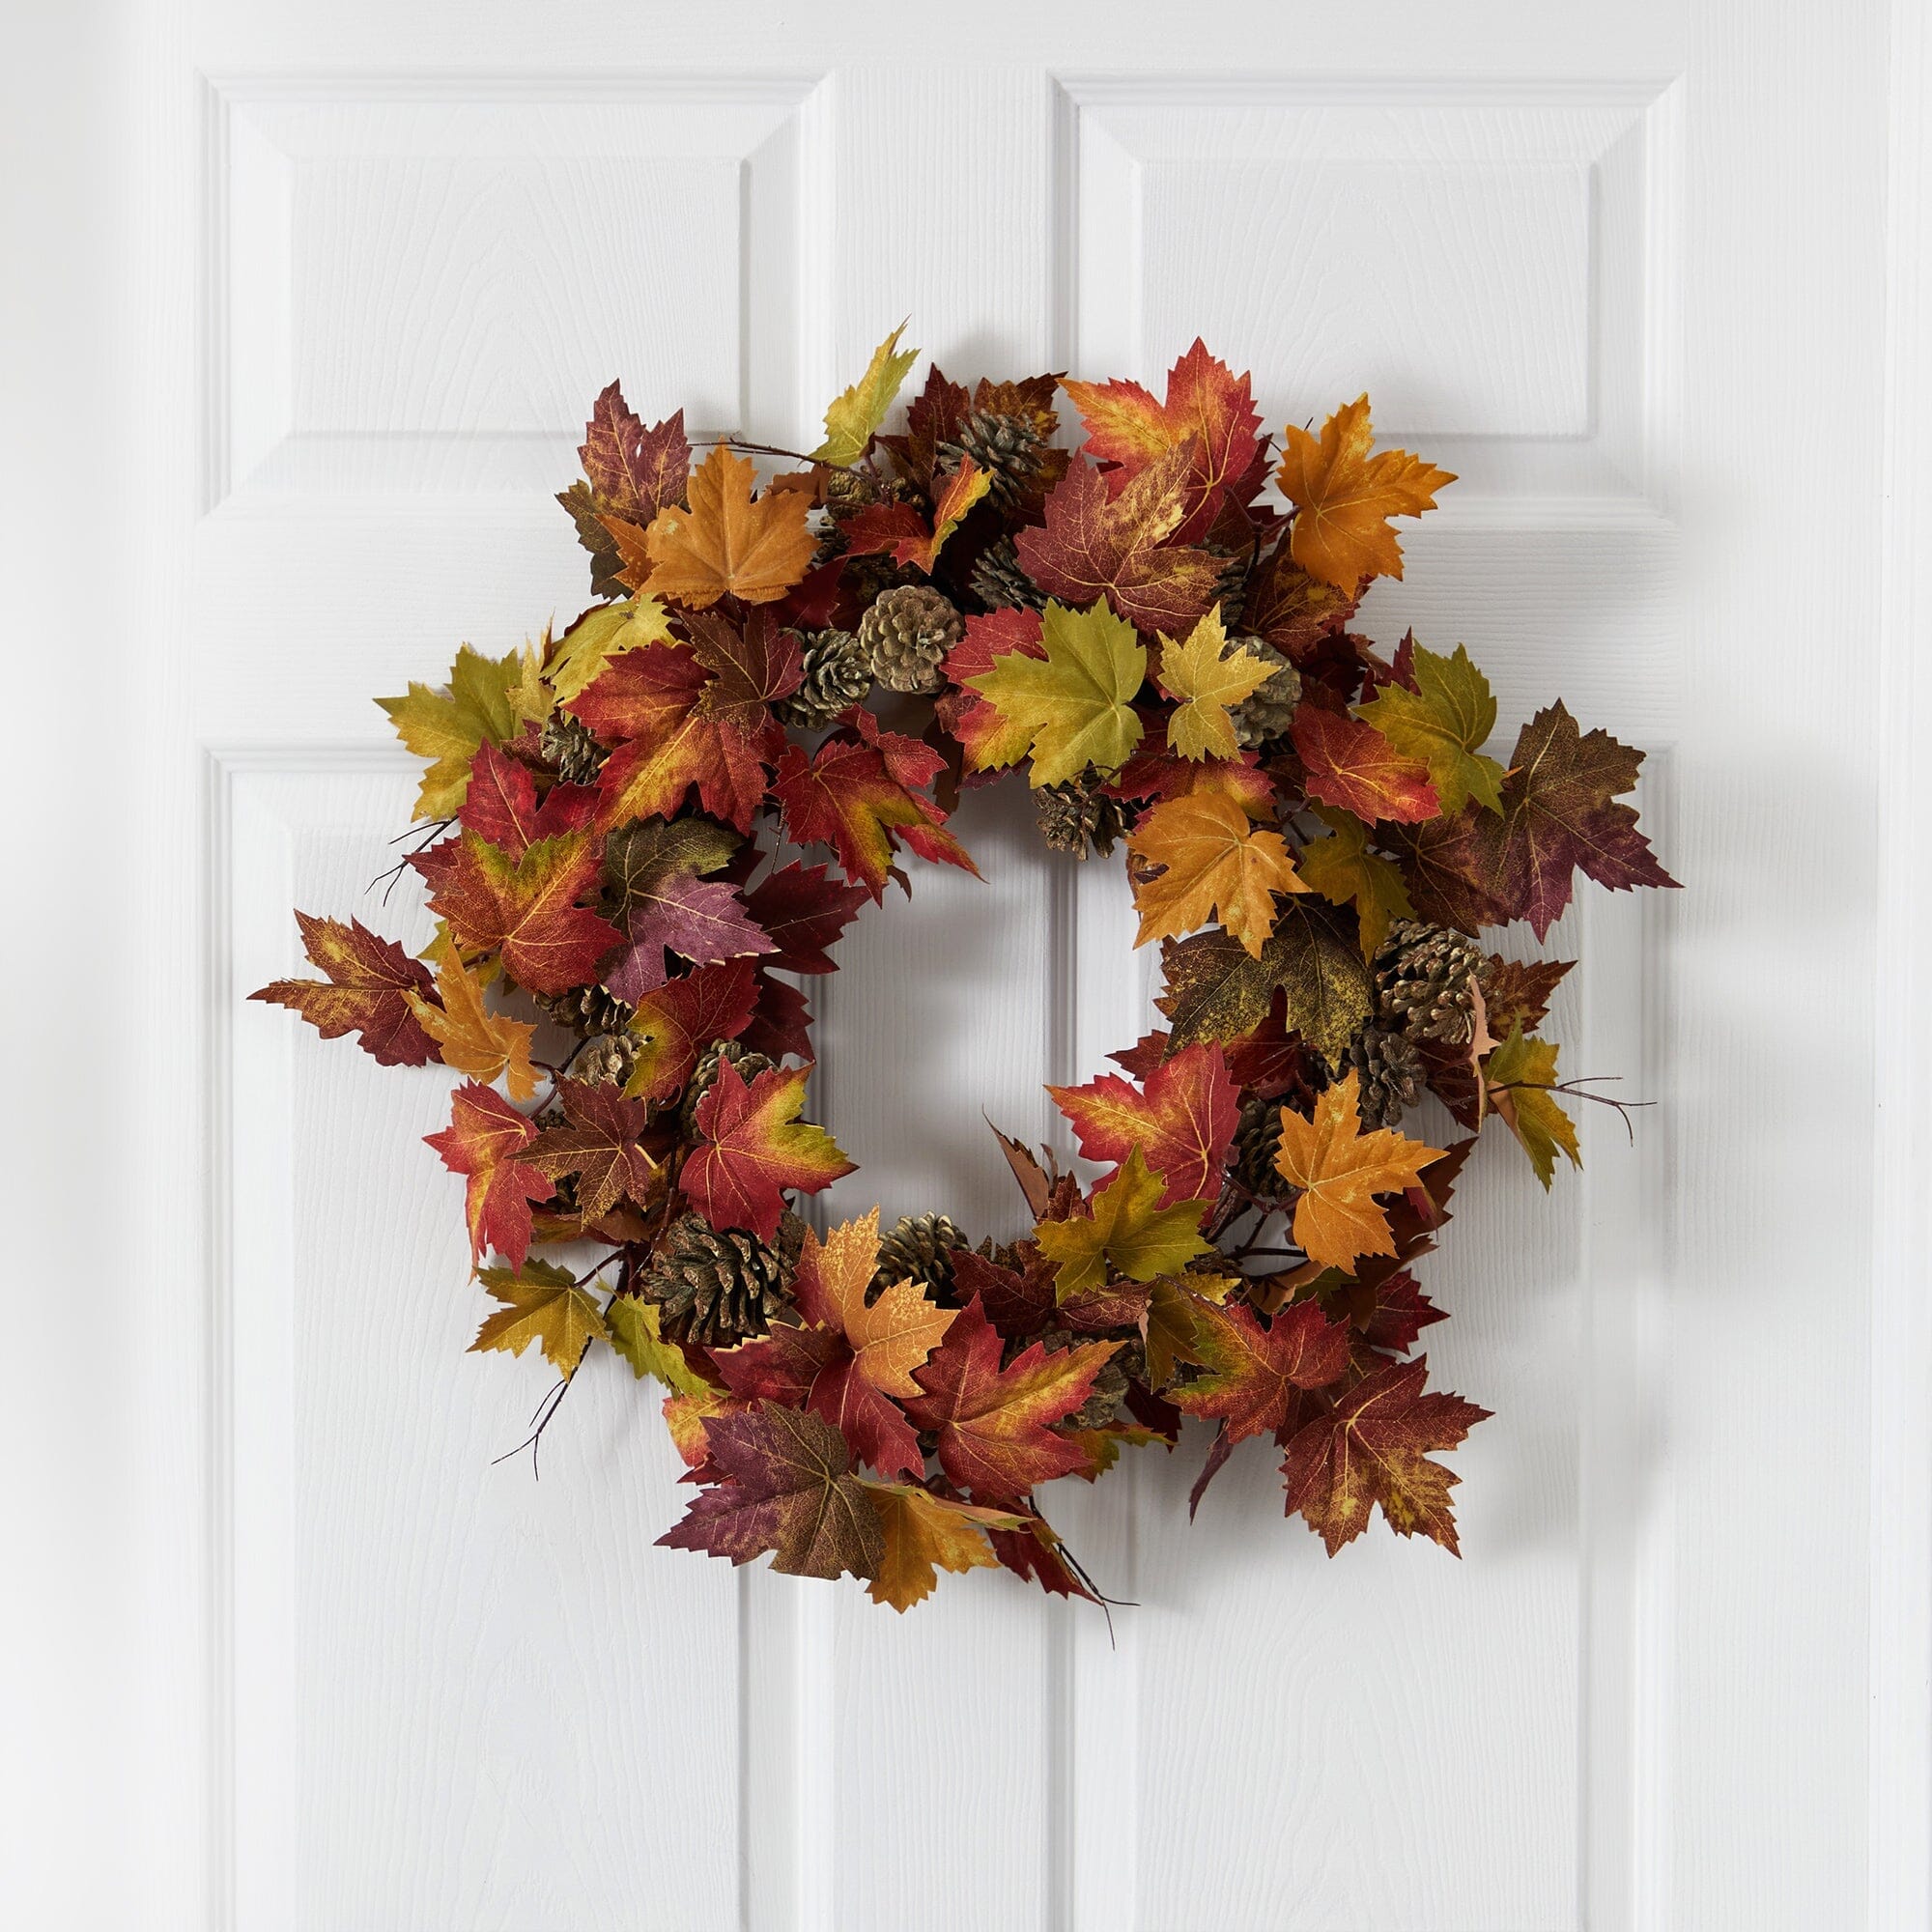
605 1293 717 1396
1033 1148 1213 1297
470 1259 607 1378
1485 1024 1581 1188
378 642 548 819
811 323 921 467
1358 641 1507 814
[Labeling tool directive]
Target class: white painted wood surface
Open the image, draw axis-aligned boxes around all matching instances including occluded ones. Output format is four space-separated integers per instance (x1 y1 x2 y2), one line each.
6 4 1925 1928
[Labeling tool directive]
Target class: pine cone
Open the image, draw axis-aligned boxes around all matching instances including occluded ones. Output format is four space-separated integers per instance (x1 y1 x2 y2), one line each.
532 984 635 1037
680 1038 777 1133
777 628 872 728
575 1031 637 1089
859 584 964 695
1339 1026 1425 1128
1203 546 1253 629
1033 779 1132 859
1375 919 1484 1044
874 1211 968 1294
532 1104 579 1215
968 534 1047 612
1232 1093 1287 1199
1226 639 1303 750
641 1212 804 1348
1041 1332 1131 1430
935 409 1049 514
539 711 607 786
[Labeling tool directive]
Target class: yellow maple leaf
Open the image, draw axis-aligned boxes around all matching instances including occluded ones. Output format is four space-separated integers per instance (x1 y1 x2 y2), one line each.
811 323 921 467
1272 1072 1447 1271
1035 1148 1213 1297
405 928 539 1100
962 597 1146 785
1356 640 1507 814
377 641 549 820
632 445 816 609
1274 395 1455 591
545 596 676 704
1127 789 1309 957
469 1260 607 1378
1142 1269 1235 1387
859 1481 1024 1611
1157 604 1276 760
1485 1024 1581 1188
800 1212 955 1397
604 1293 719 1397
1295 806 1415 959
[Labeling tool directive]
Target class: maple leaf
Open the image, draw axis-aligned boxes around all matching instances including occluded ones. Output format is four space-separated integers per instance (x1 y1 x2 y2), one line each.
841 457 992 573
526 1077 659 1220
740 862 869 974
627 445 815 609
604 1293 716 1396
1274 394 1456 591
771 720 977 900
717 1212 953 1478
1292 704 1440 825
1048 1040 1237 1208
952 1245 1057 1341
404 928 538 1100
1242 543 1359 661
1168 1298 1350 1445
424 1080 554 1268
1357 639 1508 814
470 1258 607 1378
1107 744 1276 818
545 596 677 705
1141 1270 1234 1388
1485 1023 1581 1187
1272 1071 1447 1271
811 323 921 466
1356 1270 1448 1354
1156 898 1372 1062
1481 955 1573 1038
457 740 598 858
567 642 769 834
657 1402 884 1582
599 815 773 1001
378 641 548 820
1034 1149 1214 1296
1157 605 1275 760
1280 1354 1490 1554
859 1482 1026 1611
902 1297 1120 1506
1296 806 1415 959
578 384 691 525
425 828 620 997
1017 446 1221 635
622 956 758 1101
961 597 1147 786
680 1060 854 1239
938 606 1047 772
685 606 805 736
251 911 439 1067
1127 790 1308 958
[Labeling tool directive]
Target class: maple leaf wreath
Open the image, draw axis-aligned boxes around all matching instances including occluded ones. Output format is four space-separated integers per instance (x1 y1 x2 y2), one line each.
255 328 1678 1610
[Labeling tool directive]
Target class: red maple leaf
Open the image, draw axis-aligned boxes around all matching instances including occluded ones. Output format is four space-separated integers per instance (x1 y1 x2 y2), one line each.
424 1080 554 1267
250 911 438 1066
425 829 621 997
937 607 1046 773
949 1246 1057 1341
900 1297 1119 1507
772 716 979 900
1169 1297 1350 1445
568 642 770 834
656 1402 884 1582
1061 338 1269 540
626 957 759 1102
1279 1353 1491 1555
578 384 691 525
457 740 598 857
1291 704 1439 825
1395 701 1679 938
739 862 870 975
685 606 805 737
1354 1270 1447 1354
603 873 774 1003
1015 446 1221 636
679 1059 854 1239
741 969 814 1063
525 1077 658 1220
1047 1040 1238 1209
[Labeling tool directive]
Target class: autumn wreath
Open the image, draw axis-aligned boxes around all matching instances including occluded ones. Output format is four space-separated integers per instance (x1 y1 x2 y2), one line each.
254 328 1677 1608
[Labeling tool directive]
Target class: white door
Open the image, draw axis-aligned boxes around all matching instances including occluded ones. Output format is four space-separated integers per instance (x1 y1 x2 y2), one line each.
9 3 1928 1928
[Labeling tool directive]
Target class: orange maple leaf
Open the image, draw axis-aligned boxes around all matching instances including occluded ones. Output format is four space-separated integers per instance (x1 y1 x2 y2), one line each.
1047 1039 1238 1209
1274 395 1455 591
1271 1070 1447 1271
1126 789 1309 957
620 444 815 608
424 1080 554 1268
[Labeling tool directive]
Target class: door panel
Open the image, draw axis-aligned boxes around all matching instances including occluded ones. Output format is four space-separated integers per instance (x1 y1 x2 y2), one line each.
14 4 1905 1927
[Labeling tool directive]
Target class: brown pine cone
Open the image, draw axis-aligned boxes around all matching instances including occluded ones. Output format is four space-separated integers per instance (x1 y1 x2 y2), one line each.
859 584 964 695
